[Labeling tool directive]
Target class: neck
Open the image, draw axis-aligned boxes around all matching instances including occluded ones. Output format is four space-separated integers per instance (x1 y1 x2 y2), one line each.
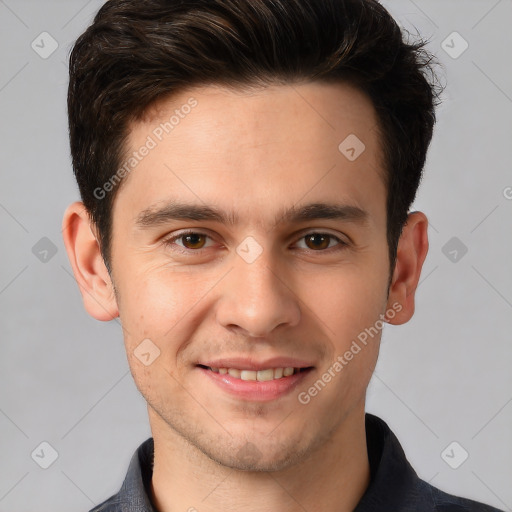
149 406 371 512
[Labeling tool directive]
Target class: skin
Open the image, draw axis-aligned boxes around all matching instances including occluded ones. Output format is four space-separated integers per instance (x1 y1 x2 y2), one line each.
62 81 428 512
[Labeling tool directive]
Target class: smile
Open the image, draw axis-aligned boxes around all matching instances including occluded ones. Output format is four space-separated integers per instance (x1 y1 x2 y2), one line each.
196 364 314 402
202 366 310 381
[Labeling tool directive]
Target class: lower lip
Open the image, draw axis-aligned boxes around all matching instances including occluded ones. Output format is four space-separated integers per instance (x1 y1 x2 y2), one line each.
197 367 313 402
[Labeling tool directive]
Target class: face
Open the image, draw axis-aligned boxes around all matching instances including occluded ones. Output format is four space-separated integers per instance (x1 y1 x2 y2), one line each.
96 82 398 470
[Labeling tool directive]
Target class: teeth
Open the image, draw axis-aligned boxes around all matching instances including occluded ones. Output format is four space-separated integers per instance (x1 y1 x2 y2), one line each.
209 366 302 381
256 369 274 381
241 370 257 381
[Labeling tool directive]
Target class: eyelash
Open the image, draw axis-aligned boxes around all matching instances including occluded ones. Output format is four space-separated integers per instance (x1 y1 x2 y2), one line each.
162 230 348 255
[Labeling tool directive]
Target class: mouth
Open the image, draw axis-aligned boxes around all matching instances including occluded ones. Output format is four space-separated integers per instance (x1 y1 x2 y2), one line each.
195 363 315 402
196 364 313 382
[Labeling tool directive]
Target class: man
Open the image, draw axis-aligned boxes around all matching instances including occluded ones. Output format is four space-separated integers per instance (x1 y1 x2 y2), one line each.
62 0 503 510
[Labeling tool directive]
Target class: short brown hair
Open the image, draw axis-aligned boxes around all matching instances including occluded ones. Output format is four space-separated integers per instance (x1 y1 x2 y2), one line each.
68 0 441 275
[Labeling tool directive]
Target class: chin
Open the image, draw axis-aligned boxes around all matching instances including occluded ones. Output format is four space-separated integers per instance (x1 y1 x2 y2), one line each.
201 438 311 473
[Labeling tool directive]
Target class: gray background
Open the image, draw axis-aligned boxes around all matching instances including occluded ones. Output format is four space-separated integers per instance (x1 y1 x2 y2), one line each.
0 0 511 511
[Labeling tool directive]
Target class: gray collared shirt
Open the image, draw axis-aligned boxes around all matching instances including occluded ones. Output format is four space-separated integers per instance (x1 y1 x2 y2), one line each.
89 413 504 511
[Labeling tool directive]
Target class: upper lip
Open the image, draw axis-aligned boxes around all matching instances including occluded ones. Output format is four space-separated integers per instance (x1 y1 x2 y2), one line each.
197 357 315 371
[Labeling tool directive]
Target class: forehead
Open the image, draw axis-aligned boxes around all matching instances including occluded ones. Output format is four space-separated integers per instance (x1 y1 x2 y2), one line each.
113 81 386 229
139 81 381 154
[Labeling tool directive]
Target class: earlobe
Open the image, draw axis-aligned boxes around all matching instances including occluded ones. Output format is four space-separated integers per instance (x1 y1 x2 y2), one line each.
386 211 429 325
61 201 119 321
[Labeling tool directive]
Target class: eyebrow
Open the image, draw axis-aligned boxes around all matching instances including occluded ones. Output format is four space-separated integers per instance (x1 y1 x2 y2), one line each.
134 200 369 229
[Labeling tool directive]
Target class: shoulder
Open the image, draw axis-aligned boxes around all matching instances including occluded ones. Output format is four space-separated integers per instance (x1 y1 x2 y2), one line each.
87 495 123 512
89 495 123 512
360 414 505 512
86 437 156 512
427 481 504 511
414 474 504 511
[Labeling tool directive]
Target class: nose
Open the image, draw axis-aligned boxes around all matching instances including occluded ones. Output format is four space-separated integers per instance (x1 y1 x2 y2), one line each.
215 245 301 338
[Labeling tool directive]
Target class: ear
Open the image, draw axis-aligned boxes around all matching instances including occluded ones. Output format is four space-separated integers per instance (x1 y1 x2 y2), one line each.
61 201 119 321
385 211 429 325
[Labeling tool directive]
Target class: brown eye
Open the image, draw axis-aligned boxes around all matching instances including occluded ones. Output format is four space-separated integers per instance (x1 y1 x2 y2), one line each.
302 233 346 252
163 231 213 252
180 233 207 249
304 233 334 250
295 232 346 252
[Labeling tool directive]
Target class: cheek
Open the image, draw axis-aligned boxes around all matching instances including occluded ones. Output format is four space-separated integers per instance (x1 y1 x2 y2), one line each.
300 267 387 400
116 269 205 401
303 260 389 341
119 266 207 339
